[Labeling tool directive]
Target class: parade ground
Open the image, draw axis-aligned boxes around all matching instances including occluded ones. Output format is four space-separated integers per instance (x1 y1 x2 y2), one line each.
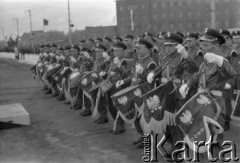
1 53 240 163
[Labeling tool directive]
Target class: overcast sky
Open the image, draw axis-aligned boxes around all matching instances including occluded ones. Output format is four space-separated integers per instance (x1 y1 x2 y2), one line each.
0 0 116 39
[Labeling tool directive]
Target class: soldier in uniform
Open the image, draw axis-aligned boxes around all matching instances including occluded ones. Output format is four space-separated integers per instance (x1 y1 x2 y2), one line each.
80 44 111 117
98 42 129 133
123 34 134 59
219 29 238 131
116 38 157 148
179 28 237 160
113 36 123 44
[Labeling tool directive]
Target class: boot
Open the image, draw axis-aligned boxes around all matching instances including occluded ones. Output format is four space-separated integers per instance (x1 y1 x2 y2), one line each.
56 93 65 101
112 128 125 135
45 89 52 94
96 117 109 124
80 109 92 116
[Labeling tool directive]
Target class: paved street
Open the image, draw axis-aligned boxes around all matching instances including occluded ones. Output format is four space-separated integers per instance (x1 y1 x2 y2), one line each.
0 53 240 163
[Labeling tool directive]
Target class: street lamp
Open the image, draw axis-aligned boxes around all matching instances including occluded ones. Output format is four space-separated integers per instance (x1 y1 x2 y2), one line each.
13 18 19 37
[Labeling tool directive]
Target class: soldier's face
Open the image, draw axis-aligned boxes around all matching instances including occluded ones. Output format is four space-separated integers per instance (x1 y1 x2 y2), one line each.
200 41 215 52
95 49 103 59
136 45 148 58
123 39 132 47
186 38 196 47
165 44 176 54
113 48 124 58
71 49 78 56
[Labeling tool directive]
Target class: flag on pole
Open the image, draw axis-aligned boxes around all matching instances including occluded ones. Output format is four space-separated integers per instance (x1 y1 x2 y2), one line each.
43 19 49 26
130 9 134 31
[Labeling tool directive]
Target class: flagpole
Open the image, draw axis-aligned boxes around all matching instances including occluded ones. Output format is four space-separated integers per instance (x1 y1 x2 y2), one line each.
67 0 72 45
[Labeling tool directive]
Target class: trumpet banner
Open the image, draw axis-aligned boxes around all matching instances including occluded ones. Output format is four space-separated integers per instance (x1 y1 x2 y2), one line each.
140 81 175 135
175 91 224 153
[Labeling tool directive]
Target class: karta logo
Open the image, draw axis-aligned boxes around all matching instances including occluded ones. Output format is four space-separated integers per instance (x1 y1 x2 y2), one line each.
142 134 239 162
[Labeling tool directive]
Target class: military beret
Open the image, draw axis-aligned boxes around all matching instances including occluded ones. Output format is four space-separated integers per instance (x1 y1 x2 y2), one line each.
124 34 134 40
164 32 184 45
112 42 127 50
95 44 107 51
175 31 185 39
71 45 80 52
186 32 199 40
232 30 240 39
219 29 230 37
114 36 123 42
96 37 103 42
58 47 64 51
200 28 225 45
135 38 153 49
104 36 112 42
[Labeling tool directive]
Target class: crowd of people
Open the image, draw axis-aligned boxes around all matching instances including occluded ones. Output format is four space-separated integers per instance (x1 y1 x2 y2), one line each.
31 28 240 161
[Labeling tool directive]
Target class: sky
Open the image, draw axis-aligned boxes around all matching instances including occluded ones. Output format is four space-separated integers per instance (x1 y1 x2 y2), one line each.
0 0 116 39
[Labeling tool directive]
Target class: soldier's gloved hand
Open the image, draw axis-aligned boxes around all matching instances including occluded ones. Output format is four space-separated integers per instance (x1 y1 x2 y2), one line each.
147 72 155 83
99 71 106 77
116 80 124 88
179 84 189 99
176 44 188 59
224 83 231 89
91 73 98 78
204 53 224 67
136 64 144 74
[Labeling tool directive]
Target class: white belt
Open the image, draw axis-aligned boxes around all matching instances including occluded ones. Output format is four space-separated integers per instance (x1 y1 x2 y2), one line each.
210 90 222 97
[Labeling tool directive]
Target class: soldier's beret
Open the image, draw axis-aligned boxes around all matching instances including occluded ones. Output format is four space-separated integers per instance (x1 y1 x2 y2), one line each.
135 38 153 49
104 36 112 42
95 44 107 51
200 28 225 45
96 37 103 42
186 32 199 40
114 36 123 42
219 29 230 37
124 34 134 40
112 42 127 50
71 45 80 52
232 30 240 39
164 32 184 45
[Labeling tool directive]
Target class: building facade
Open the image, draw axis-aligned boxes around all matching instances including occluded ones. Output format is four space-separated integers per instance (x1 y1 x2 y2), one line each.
116 0 239 35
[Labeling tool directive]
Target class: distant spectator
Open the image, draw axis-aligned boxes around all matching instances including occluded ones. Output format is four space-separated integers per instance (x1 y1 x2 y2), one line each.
14 46 19 60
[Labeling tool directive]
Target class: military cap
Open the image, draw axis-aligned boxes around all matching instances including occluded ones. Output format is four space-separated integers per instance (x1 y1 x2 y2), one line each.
45 44 51 48
124 34 134 40
114 36 123 42
219 29 230 37
50 44 57 47
96 37 103 42
164 32 184 45
144 32 153 38
71 45 81 52
39 44 44 48
200 28 225 45
95 44 107 51
186 32 199 40
104 36 112 42
112 42 127 50
175 31 185 39
232 30 240 39
64 46 72 50
58 47 64 51
79 39 86 43
81 47 92 53
135 38 153 49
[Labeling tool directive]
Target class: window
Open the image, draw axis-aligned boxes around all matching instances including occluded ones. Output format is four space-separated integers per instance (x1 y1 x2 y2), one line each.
187 22 192 29
178 1 182 7
153 14 158 20
120 6 123 11
162 2 165 8
162 13 166 19
153 3 157 8
179 12 183 18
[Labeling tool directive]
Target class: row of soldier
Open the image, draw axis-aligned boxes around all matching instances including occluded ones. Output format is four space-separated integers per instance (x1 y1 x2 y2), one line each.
31 28 240 161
